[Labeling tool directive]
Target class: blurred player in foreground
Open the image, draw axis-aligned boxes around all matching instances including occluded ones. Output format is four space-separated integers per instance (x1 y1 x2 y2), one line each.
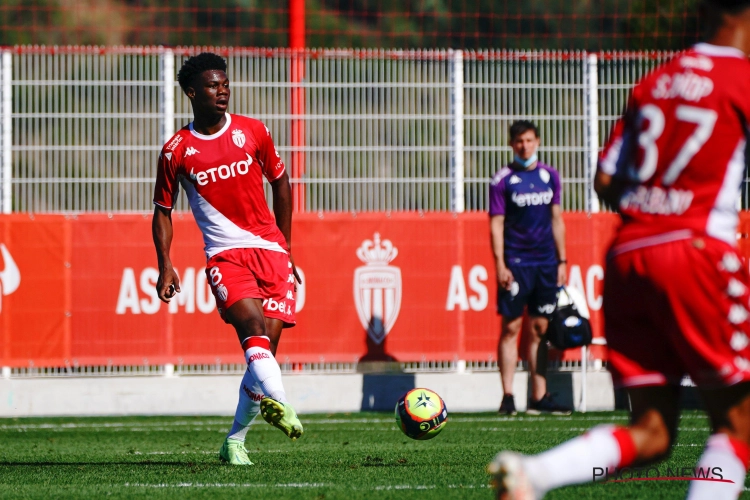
152 52 303 465
490 0 750 498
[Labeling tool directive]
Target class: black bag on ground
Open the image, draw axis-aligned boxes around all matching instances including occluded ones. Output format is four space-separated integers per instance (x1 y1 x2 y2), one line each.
546 287 592 350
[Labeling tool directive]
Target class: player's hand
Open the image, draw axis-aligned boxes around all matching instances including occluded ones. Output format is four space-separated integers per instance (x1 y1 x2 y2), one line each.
497 266 514 291
289 253 302 292
156 267 181 303
557 262 567 287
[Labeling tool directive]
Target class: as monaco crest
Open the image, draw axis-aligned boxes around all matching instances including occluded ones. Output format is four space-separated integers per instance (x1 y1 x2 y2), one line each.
232 129 246 148
353 233 402 344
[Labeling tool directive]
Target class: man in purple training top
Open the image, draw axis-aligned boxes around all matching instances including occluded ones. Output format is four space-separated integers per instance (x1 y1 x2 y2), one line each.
489 120 570 416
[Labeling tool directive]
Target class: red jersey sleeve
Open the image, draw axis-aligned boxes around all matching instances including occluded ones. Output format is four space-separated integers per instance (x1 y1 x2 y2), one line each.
253 121 286 182
153 145 181 209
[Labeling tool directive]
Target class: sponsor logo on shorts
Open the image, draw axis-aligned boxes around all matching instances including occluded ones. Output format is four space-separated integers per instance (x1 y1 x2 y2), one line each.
248 352 270 363
242 384 264 402
509 281 519 298
216 284 228 302
538 303 556 315
263 297 293 315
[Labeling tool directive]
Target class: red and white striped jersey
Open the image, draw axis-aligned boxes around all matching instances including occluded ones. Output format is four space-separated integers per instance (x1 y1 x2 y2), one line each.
153 113 288 258
599 43 750 251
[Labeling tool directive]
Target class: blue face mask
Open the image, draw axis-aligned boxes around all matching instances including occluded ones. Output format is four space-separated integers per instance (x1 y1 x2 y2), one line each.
514 153 538 168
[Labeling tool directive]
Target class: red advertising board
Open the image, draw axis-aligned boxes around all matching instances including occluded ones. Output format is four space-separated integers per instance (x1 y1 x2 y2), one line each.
0 211 694 368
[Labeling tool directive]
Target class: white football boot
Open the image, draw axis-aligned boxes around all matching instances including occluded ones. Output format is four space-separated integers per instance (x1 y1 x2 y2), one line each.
488 451 538 500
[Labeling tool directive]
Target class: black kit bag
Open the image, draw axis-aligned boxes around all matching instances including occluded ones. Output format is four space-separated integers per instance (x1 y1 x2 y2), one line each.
546 287 593 350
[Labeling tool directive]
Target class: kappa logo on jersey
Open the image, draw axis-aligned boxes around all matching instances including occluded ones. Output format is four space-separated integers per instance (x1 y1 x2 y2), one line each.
511 189 554 207
353 233 402 345
509 175 521 185
0 244 20 314
189 153 254 186
184 147 199 157
166 135 183 151
232 129 246 148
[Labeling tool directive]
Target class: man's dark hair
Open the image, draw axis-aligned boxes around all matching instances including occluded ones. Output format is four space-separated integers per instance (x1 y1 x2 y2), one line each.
701 0 750 39
509 120 539 141
177 52 228 92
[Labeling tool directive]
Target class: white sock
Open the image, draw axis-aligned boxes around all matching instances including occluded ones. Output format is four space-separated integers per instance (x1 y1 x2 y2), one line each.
227 369 263 442
523 425 635 496
242 336 288 403
687 434 748 500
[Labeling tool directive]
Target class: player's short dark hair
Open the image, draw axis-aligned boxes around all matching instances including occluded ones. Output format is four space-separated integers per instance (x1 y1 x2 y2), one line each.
703 0 750 12
177 52 228 92
700 0 750 39
509 120 539 141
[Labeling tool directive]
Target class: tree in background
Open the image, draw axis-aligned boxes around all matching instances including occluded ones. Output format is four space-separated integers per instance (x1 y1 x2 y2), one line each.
0 0 700 50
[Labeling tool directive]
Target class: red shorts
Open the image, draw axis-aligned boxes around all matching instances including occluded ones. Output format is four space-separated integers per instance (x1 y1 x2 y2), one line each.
205 248 296 327
605 236 750 389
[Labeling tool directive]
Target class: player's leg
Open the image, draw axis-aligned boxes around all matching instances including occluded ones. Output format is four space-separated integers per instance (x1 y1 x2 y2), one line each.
687 384 750 499
526 263 570 415
220 367 261 465
490 246 680 498
497 265 532 415
489 384 680 499
653 239 750 498
256 315 302 440
498 315 523 415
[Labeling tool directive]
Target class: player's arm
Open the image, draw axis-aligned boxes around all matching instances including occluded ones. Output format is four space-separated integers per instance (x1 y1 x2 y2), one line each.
152 143 181 303
490 215 513 290
152 205 181 303
595 103 637 209
270 171 301 285
551 204 567 286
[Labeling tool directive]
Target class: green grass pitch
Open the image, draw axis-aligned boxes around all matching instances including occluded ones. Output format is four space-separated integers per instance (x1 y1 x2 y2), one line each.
0 411 744 499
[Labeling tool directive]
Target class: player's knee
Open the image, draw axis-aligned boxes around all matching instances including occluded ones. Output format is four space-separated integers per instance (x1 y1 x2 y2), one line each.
233 317 266 339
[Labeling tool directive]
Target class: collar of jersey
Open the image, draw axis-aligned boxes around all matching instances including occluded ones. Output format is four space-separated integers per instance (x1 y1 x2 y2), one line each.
189 113 232 140
693 43 746 59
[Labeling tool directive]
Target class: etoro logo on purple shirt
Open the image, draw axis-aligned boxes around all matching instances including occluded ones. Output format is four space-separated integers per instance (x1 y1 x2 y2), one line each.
489 162 561 266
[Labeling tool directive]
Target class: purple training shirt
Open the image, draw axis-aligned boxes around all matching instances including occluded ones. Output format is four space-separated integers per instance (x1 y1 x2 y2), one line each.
489 162 561 266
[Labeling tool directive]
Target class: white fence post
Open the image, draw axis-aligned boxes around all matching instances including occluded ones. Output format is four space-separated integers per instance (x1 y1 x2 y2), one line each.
586 53 600 214
161 49 175 146
451 50 465 213
1 50 11 214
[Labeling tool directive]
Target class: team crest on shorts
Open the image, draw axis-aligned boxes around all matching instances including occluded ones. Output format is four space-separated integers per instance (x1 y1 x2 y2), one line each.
353 233 402 344
216 284 228 302
232 129 246 148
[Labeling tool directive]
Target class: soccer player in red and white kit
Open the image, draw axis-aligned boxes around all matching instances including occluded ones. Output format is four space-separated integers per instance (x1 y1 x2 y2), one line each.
152 53 303 465
489 1 750 498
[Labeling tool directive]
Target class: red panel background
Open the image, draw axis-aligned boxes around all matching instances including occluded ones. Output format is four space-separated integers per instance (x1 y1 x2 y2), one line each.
0 211 720 368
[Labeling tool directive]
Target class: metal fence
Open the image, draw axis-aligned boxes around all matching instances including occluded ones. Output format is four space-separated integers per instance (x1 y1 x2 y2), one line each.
0 46 698 214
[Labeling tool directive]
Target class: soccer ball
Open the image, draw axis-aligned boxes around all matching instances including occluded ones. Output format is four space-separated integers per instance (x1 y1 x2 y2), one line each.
394 388 448 440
